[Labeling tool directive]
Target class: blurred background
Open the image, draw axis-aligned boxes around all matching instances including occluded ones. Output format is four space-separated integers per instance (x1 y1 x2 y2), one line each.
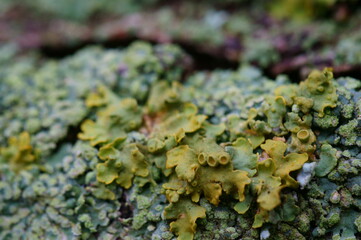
1 0 360 80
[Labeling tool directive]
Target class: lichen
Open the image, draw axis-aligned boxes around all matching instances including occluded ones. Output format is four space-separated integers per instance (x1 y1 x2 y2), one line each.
75 66 343 238
164 198 206 240
1 41 360 240
0 132 38 172
314 144 338 177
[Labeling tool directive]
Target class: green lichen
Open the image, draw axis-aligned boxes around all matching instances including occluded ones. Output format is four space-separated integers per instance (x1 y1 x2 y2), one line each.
164 198 206 240
261 139 308 188
337 119 359 146
1 40 360 240
314 144 338 177
97 143 149 187
299 68 337 117
75 66 342 238
0 132 38 172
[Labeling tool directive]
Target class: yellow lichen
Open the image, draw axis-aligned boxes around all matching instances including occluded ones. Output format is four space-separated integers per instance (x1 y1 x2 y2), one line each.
97 143 149 188
227 108 266 148
261 139 308 188
299 68 337 117
147 81 182 113
164 198 206 240
166 145 199 182
150 104 207 143
78 98 142 146
252 158 282 211
164 135 251 206
74 68 339 237
0 132 37 172
264 96 287 135
85 85 119 107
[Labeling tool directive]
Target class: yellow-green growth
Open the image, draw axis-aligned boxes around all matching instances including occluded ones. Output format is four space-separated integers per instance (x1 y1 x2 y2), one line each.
261 139 308 188
166 145 199 183
252 208 269 228
147 81 182 113
97 143 149 188
78 98 142 146
226 137 258 177
89 184 116 200
189 164 250 205
234 192 252 214
299 68 337 117
150 103 207 143
264 96 287 135
164 135 251 205
227 108 267 148
0 132 37 172
184 134 231 167
275 68 337 117
201 121 226 139
85 85 119 107
148 137 176 177
75 68 341 238
252 158 282 212
164 198 206 240
285 113 316 154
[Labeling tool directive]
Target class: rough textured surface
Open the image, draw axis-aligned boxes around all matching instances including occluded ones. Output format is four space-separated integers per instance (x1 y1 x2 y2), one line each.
0 40 360 240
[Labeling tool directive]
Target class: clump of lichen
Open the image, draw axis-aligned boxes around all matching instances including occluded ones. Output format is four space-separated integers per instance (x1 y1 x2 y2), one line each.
0 42 190 239
1 43 360 240
76 65 343 239
0 132 38 171
0 42 189 157
0 142 124 239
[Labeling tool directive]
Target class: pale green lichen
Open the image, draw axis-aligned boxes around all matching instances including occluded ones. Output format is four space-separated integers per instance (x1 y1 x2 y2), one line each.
314 144 338 177
1 41 360 240
0 41 188 157
75 66 342 238
337 119 359 146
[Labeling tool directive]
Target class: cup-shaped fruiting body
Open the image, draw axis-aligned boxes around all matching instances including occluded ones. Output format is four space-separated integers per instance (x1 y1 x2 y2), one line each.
198 151 230 167
207 155 218 167
219 154 230 165
198 153 207 165
297 129 310 143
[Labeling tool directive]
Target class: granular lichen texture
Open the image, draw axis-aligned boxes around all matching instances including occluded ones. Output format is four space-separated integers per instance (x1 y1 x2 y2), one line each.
1 2 361 239
1 41 360 240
